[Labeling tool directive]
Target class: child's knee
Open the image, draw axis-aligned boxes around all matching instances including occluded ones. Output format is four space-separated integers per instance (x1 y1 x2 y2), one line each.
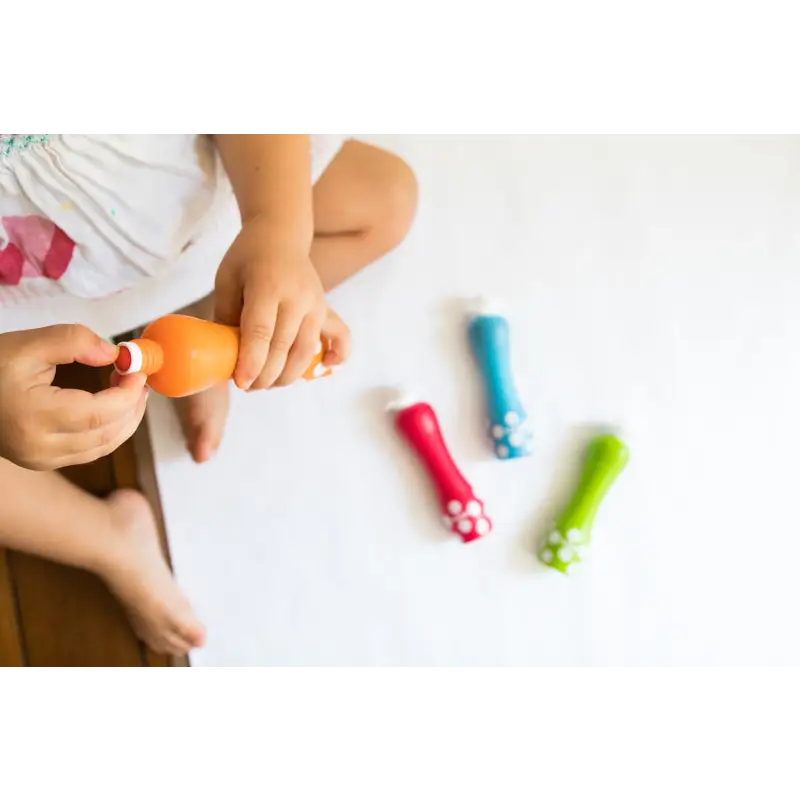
375 153 418 253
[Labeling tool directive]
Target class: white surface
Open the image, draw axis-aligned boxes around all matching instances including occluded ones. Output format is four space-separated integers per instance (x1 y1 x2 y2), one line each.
148 135 800 666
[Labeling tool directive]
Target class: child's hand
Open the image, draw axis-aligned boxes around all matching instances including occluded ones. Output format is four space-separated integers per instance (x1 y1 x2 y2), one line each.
214 217 329 390
273 306 353 387
0 325 148 471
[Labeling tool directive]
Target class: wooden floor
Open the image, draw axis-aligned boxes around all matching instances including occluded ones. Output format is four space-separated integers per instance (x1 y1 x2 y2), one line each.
0 362 185 667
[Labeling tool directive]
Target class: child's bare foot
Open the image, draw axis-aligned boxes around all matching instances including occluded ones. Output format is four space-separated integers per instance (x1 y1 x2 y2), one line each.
174 382 230 463
99 489 205 656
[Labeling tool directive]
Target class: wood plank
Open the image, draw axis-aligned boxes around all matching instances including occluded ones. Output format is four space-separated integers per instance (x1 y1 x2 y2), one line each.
7 362 146 667
8 552 145 666
0 549 24 667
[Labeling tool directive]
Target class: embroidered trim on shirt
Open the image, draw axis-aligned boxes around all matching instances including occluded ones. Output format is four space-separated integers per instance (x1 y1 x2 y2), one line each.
0 135 49 159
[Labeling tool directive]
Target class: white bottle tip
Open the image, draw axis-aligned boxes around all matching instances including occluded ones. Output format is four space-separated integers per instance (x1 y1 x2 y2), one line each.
115 341 143 375
470 296 504 317
386 389 419 412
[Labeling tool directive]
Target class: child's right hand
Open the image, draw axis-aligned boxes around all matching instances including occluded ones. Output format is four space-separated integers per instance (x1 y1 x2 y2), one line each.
0 325 149 471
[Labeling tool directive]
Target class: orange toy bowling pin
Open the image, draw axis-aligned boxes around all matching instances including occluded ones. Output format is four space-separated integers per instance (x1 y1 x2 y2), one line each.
114 314 332 398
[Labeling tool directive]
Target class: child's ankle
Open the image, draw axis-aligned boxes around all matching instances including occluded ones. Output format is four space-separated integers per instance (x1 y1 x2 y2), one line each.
86 495 132 576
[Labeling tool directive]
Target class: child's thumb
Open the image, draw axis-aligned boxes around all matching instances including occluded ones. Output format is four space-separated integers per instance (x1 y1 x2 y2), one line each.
31 324 119 368
213 270 243 327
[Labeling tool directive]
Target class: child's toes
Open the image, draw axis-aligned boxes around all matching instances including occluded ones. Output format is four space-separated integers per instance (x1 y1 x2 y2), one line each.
175 383 230 463
192 427 220 463
175 618 206 649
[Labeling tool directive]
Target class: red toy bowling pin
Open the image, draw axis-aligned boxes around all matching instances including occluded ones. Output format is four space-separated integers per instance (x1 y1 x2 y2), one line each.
389 393 492 543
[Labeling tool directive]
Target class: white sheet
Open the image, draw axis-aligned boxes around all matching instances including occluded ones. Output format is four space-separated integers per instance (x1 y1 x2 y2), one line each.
148 135 800 666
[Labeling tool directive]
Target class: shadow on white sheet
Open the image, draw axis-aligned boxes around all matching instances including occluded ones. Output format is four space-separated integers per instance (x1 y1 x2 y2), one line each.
147 135 800 666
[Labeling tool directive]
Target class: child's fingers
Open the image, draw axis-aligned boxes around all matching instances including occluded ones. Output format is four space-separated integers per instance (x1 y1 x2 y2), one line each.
53 389 148 466
274 315 321 387
213 270 243 327
235 293 279 390
30 324 119 370
250 304 303 390
107 371 146 391
321 310 351 366
50 374 148 433
113 372 147 392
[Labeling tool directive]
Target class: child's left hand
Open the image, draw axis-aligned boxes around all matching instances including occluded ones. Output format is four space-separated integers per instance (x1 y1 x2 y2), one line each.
215 217 335 390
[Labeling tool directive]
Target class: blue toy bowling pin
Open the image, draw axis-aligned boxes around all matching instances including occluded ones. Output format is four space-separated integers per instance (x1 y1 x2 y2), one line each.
467 298 532 459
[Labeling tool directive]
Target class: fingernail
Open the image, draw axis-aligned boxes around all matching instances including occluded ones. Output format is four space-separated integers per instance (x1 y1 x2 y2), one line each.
103 340 119 358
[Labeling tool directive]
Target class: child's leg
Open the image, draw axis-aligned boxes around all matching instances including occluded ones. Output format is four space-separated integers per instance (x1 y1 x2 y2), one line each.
178 141 417 462
0 457 205 655
310 140 418 289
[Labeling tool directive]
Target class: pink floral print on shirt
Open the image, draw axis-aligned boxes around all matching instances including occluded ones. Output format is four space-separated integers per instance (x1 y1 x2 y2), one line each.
0 215 75 285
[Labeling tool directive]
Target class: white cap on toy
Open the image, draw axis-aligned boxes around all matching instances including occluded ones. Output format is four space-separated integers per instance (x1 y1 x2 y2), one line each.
114 341 144 375
386 388 419 412
470 295 504 317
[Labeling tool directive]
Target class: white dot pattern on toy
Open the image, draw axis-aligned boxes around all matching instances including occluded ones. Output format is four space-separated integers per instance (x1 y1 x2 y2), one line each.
539 528 588 574
441 495 491 542
487 410 533 460
557 545 574 562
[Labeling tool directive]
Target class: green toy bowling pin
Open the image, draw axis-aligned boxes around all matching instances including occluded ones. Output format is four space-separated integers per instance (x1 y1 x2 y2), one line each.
538 434 629 575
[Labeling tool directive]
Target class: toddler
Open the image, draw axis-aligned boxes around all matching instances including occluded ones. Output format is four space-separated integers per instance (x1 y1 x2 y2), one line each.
0 134 417 655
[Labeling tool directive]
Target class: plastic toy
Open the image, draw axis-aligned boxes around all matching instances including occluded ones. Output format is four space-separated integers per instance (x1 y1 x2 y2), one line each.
115 314 332 397
538 433 629 574
389 393 491 543
467 298 532 459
